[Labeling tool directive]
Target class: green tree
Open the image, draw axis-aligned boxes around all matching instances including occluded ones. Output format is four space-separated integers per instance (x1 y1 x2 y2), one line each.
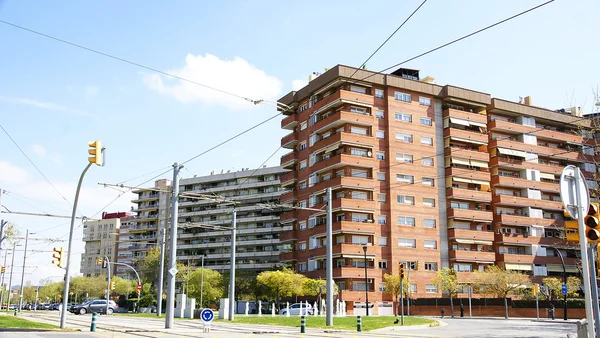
135 246 161 285
111 276 137 296
474 265 531 319
187 268 224 308
542 276 581 300
1 222 20 247
257 268 306 308
383 273 409 316
432 268 458 318
38 279 63 304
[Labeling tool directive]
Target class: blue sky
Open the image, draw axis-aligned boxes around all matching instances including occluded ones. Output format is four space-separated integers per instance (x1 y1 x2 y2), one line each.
0 0 598 285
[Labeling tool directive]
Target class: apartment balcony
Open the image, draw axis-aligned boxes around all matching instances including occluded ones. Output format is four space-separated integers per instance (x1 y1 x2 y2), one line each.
128 224 158 233
490 139 596 163
448 228 495 242
443 108 487 124
448 208 493 222
313 109 374 134
280 171 298 188
446 187 491 202
445 146 490 162
279 191 296 204
495 232 567 246
132 204 159 212
492 175 559 193
332 266 375 279
313 131 374 154
445 167 491 182
489 119 589 145
492 194 563 211
281 132 298 149
444 128 488 145
495 213 565 228
534 256 579 266
131 194 159 203
281 151 298 169
280 251 297 262
312 175 374 194
496 253 535 265
488 119 535 135
309 243 377 261
281 113 299 130
329 197 376 213
340 89 375 107
309 221 378 238
449 249 495 263
489 157 564 176
312 153 376 174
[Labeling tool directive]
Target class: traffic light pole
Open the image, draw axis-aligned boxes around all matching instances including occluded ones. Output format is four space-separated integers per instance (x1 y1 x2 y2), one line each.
17 229 28 313
105 255 110 315
165 163 182 329
587 244 600 338
574 168 595 338
0 251 9 309
228 210 236 321
60 162 92 329
325 187 333 326
157 229 165 317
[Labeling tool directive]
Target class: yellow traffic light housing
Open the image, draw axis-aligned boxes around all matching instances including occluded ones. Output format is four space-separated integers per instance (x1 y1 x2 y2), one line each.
1 266 5 274
96 257 102 265
585 203 600 242
52 247 63 267
399 263 405 279
110 281 116 291
88 140 103 166
533 283 539 296
565 212 580 242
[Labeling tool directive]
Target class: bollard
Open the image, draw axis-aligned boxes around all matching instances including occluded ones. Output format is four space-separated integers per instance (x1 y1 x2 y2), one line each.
300 315 306 333
90 312 98 332
357 315 362 332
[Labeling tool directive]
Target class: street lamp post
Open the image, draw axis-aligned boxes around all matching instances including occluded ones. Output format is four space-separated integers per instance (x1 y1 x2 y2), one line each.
362 245 369 317
550 247 568 320
18 230 32 313
200 255 205 309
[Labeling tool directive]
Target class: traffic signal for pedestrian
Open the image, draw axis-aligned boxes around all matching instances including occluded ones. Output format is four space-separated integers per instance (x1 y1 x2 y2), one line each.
399 263 405 279
585 203 600 242
564 209 580 242
1 266 5 274
52 247 63 267
110 281 116 291
88 140 103 165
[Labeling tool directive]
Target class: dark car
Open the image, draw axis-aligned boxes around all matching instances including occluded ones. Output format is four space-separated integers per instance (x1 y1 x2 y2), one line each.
71 300 118 315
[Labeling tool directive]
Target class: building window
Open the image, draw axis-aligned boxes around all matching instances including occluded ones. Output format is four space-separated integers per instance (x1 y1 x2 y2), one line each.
398 216 416 226
421 136 433 146
377 193 386 202
422 177 435 186
396 153 413 163
376 130 385 139
375 89 385 99
426 284 438 293
336 281 346 290
423 198 436 207
300 103 308 112
396 133 413 143
350 85 367 94
299 200 307 208
424 219 436 228
299 242 307 251
299 262 307 272
350 106 368 115
351 148 368 157
299 181 307 190
299 160 307 170
299 142 307 150
299 221 307 230
375 110 384 119
379 260 388 269
396 174 414 184
420 117 432 126
397 195 415 205
377 172 386 181
425 262 438 271
398 238 416 248
394 112 412 122
421 157 434 166
378 236 388 246
300 121 307 131
424 240 437 250
377 215 387 224
394 92 411 103
376 151 385 160
419 97 431 106
379 283 386 292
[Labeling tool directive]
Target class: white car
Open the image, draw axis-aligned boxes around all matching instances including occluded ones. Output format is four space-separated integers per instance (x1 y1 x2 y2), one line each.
279 303 313 316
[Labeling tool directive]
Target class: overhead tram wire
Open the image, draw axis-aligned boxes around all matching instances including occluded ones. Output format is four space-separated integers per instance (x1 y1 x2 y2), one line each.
348 0 428 80
349 0 556 85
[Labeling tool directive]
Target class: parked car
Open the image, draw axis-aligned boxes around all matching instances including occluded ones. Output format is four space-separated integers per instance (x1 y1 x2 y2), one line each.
279 303 313 316
71 300 118 315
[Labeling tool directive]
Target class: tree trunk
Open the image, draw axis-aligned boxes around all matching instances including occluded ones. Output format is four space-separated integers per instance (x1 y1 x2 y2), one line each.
504 297 508 319
450 294 454 318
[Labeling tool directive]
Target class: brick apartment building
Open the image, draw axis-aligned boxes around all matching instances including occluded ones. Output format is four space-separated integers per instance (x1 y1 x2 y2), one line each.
276 65 595 305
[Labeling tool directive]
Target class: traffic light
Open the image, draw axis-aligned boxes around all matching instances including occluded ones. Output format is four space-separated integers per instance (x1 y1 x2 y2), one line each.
585 203 600 242
533 283 540 296
102 258 107 269
1 266 5 274
88 140 103 165
564 209 580 242
52 247 63 267
399 263 405 279
96 257 102 265
110 281 116 291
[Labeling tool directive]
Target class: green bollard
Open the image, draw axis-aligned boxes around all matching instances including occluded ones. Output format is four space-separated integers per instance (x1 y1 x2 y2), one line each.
357 315 362 332
300 315 306 333
90 312 98 332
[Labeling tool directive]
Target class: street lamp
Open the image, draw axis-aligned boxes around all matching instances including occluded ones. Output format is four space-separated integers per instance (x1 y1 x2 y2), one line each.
362 245 369 317
550 246 568 320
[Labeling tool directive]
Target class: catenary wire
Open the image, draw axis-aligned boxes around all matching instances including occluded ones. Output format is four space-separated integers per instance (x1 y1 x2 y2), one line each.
348 0 428 80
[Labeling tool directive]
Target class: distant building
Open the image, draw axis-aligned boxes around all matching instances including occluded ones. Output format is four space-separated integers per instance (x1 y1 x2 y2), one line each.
80 212 131 277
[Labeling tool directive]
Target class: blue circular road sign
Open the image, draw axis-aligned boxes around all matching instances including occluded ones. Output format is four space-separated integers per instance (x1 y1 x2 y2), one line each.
201 308 214 322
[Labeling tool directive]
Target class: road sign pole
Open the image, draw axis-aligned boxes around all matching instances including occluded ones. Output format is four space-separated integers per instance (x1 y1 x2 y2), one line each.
587 244 600 338
573 167 595 338
165 163 182 329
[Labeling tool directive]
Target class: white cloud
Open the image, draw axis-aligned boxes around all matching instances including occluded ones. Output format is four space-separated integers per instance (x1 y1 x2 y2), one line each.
0 96 91 116
0 161 30 185
31 144 47 157
143 53 283 110
292 79 308 91
85 85 99 98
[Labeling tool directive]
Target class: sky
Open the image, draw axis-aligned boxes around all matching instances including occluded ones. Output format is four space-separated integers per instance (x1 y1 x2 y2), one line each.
0 0 599 287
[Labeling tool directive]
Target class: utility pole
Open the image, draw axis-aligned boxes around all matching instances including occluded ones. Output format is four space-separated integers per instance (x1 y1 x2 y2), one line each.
157 228 165 317
105 255 111 315
325 187 333 326
165 162 182 329
0 250 9 309
0 220 6 252
17 229 28 313
200 255 204 309
228 210 237 321
7 243 15 312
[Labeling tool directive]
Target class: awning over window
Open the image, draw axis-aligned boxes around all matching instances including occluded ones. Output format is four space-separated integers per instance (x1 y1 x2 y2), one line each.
449 117 470 126
546 264 578 273
469 121 487 128
469 160 488 168
452 177 490 186
451 158 471 166
497 147 527 158
505 263 532 271
455 239 475 244
540 172 556 180
450 136 486 145
325 144 340 153
473 240 493 245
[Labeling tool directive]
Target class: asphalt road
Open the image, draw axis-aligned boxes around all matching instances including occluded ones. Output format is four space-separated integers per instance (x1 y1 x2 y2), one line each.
1 312 581 338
